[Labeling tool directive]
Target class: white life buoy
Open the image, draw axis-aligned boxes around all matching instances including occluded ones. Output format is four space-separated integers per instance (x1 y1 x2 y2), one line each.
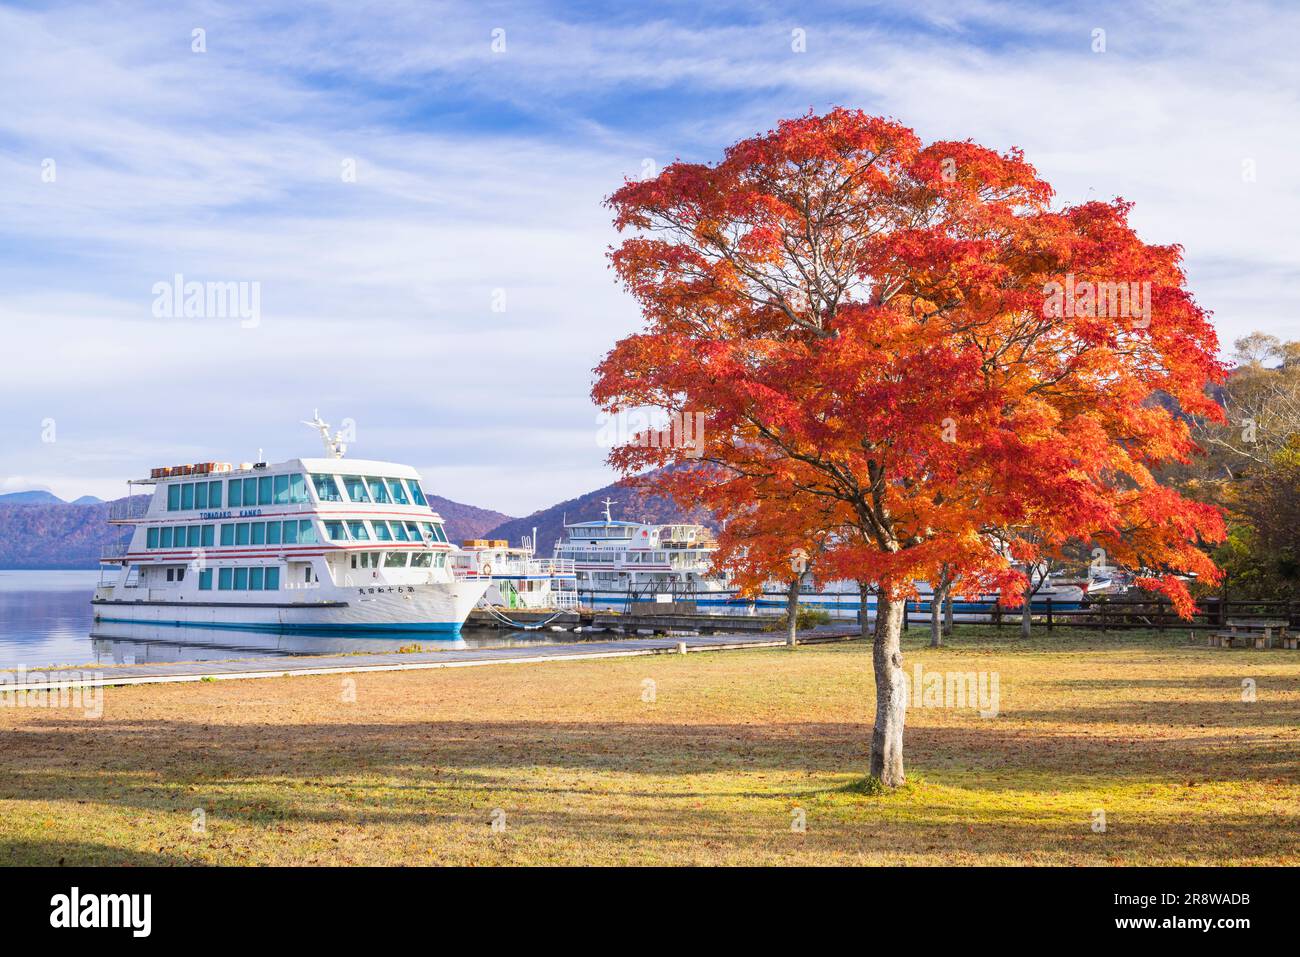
481 562 493 576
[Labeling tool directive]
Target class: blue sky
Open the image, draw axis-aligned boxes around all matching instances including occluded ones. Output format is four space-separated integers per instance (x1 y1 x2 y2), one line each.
1 0 1297 513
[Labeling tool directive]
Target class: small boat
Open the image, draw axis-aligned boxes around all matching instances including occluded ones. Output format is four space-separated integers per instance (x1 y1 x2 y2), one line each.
450 537 578 610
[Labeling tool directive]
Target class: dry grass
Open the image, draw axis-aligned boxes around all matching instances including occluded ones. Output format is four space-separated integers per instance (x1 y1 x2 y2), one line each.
1 628 1298 865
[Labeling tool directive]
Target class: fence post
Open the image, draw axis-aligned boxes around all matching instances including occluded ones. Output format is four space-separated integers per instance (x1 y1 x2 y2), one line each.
1100 601 1107 633
1046 597 1053 632
994 598 1002 630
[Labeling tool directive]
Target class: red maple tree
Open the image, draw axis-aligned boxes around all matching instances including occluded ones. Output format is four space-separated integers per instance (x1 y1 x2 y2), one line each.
593 109 1225 786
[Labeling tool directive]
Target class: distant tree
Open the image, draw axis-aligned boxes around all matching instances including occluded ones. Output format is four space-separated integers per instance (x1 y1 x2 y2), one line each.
1197 334 1300 474
594 109 1226 787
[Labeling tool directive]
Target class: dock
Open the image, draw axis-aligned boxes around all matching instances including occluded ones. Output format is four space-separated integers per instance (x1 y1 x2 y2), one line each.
0 629 861 693
467 607 809 634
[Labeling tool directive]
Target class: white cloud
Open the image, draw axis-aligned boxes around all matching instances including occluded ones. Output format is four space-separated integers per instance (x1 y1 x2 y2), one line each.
1 0 1297 513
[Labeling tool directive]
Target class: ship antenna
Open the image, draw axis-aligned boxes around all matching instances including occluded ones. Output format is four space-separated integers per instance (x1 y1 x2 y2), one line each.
302 410 347 459
603 497 615 523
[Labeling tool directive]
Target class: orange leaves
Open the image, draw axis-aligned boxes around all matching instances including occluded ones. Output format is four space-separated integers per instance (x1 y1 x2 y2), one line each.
594 108 1225 598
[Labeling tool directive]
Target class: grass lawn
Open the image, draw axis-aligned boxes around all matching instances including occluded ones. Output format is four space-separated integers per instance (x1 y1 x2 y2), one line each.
1 628 1297 865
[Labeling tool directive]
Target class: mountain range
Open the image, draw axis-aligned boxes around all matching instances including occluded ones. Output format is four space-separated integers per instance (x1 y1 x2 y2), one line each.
0 491 102 505
0 477 699 569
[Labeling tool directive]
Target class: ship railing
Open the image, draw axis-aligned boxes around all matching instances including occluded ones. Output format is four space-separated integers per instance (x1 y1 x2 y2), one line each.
531 558 576 576
100 541 131 561
108 495 151 524
550 590 581 610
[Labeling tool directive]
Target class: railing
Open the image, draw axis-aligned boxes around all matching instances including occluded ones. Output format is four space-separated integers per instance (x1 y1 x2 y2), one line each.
969 597 1300 632
100 541 130 561
551 590 581 610
456 557 577 578
107 495 151 523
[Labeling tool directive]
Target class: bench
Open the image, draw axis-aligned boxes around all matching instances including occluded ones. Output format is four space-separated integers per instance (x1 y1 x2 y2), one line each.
1209 619 1291 650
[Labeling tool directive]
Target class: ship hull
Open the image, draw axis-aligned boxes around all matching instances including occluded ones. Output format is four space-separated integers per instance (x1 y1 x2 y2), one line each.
92 579 488 635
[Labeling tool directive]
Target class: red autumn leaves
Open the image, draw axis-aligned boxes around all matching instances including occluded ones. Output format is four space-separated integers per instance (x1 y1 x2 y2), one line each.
594 109 1225 614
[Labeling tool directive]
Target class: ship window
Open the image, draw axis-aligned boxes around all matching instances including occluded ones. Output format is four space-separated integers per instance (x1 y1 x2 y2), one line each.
202 524 215 548
299 520 318 544
411 553 432 568
218 567 233 590
233 567 249 590
228 479 242 507
194 482 208 509
177 567 185 581
167 484 181 511
387 479 409 505
249 567 265 591
239 477 255 506
324 520 346 541
258 476 273 506
368 477 391 504
251 522 266 545
390 521 409 542
187 526 200 548
208 480 222 508
436 553 446 567
406 480 426 506
289 473 308 504
147 527 159 549
166 568 174 582
404 521 422 540
311 474 342 502
347 520 371 541
385 551 408 568
236 523 250 546
372 521 393 542
181 483 195 510
160 527 173 549
273 474 289 505
281 520 296 544
265 567 280 590
199 568 213 590
220 524 234 546
267 521 282 545
342 476 370 503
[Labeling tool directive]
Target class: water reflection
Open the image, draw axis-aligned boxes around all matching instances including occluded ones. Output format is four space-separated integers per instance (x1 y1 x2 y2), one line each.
0 570 594 670
88 619 580 664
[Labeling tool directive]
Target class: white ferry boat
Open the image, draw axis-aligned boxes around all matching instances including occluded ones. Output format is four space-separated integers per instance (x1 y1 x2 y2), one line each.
450 537 578 610
92 416 488 634
555 501 1090 616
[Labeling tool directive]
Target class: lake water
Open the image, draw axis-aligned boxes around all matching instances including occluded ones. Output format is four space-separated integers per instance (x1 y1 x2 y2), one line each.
0 569 586 670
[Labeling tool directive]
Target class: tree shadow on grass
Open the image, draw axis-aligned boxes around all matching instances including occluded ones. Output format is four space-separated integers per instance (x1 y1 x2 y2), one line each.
2 713 1297 813
0 837 195 867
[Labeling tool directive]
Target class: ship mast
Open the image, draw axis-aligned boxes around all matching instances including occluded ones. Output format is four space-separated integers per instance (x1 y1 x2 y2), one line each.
302 410 347 459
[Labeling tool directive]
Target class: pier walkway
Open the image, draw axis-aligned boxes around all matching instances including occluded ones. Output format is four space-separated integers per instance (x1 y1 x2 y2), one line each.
0 629 860 693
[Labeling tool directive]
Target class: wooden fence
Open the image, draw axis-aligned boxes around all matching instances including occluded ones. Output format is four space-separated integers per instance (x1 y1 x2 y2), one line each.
948 597 1300 632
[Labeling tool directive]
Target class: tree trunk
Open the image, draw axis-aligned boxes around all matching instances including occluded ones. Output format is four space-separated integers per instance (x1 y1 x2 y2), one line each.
929 584 944 647
943 589 954 636
1021 589 1033 638
869 595 907 787
785 576 800 648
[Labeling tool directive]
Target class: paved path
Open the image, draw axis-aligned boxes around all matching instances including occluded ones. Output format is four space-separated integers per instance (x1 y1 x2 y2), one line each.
0 630 860 692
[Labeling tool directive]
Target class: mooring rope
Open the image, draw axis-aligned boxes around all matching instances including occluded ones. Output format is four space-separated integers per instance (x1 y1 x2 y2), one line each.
476 603 570 631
